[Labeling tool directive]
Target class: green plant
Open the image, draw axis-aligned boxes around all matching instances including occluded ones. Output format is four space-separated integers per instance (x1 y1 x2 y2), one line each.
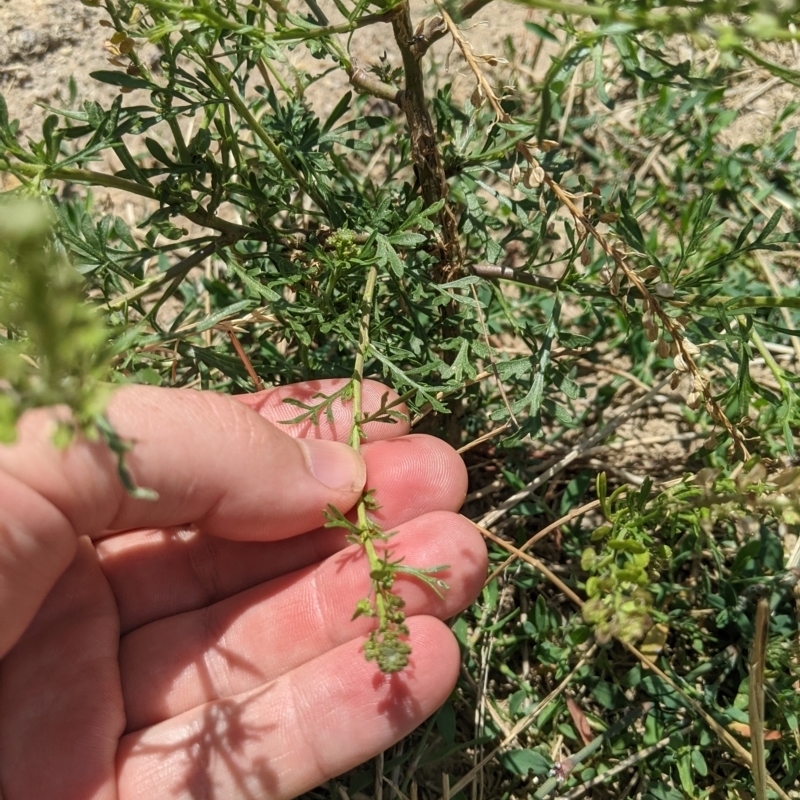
2 0 800 794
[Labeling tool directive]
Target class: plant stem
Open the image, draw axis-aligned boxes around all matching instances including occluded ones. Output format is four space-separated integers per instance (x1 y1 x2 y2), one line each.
186 33 329 215
108 238 227 309
510 0 800 41
533 704 649 799
748 323 791 397
348 264 410 664
349 264 378 451
392 1 461 280
273 10 394 41
350 266 381 574
3 161 269 240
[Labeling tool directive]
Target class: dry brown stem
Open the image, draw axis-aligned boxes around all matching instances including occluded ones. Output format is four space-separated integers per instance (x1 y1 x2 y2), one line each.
435 0 749 458
391 1 462 280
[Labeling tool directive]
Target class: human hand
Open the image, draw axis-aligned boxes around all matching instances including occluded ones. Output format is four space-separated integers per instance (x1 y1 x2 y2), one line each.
0 380 487 799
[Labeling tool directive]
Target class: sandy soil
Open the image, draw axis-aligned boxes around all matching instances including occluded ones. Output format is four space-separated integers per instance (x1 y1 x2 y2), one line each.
0 0 540 133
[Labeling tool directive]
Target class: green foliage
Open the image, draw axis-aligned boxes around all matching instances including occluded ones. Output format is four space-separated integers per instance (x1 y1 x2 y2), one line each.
2 0 800 793
0 200 110 442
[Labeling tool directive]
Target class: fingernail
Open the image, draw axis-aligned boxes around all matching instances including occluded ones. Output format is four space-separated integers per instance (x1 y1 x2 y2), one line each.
299 439 366 493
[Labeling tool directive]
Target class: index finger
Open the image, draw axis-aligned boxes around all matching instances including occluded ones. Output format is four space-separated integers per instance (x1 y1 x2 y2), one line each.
235 378 411 441
0 385 367 657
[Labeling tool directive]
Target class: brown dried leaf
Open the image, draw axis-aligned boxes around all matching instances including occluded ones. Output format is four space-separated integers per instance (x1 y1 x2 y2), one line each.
471 84 485 109
728 721 782 741
566 696 594 746
655 281 675 298
639 265 660 280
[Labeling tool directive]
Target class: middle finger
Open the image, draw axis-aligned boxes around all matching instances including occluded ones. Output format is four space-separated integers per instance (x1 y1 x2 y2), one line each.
98 433 467 634
119 510 486 732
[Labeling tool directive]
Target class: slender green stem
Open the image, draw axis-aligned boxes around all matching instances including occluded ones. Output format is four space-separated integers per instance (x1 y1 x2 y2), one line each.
273 10 394 42
1 162 272 241
188 33 329 214
220 103 244 168
748 323 791 396
258 56 291 95
7 163 156 200
326 37 352 71
511 0 800 42
166 116 191 164
139 0 260 37
348 265 399 656
349 264 378 451
108 238 227 309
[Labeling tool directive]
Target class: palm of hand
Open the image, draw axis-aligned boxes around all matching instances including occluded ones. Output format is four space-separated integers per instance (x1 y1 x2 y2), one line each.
0 382 486 800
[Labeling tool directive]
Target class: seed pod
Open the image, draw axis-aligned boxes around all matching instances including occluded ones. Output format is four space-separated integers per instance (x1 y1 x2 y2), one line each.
682 338 700 356
580 246 591 266
645 322 658 342
655 281 675 298
539 193 547 215
599 212 619 223
523 164 544 188
599 264 612 284
673 353 688 372
656 338 670 358
610 271 621 296
686 391 702 409
471 84 485 109
427 15 445 35
509 162 521 186
639 265 660 280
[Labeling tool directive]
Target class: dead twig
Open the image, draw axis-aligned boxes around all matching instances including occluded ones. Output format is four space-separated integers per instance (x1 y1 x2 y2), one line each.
485 499 601 585
226 329 264 391
391 2 461 280
749 598 770 800
476 375 673 529
557 724 692 800
439 648 597 800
